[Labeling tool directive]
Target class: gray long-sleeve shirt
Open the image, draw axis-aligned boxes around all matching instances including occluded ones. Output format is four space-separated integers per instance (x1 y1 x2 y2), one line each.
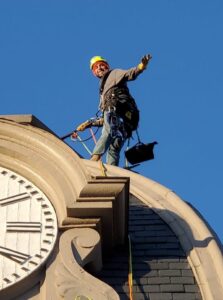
99 67 143 110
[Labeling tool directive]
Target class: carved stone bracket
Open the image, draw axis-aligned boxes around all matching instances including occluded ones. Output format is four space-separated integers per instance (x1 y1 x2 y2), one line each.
53 228 119 300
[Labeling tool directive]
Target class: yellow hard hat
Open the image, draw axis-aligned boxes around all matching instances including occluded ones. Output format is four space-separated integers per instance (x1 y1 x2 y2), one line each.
90 56 108 69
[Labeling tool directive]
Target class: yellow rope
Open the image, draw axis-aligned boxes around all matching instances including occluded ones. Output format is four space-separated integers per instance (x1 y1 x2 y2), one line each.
128 235 133 300
99 160 107 177
128 234 134 300
75 296 92 300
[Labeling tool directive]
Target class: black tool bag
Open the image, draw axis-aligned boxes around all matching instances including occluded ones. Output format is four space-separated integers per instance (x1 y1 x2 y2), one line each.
125 141 158 165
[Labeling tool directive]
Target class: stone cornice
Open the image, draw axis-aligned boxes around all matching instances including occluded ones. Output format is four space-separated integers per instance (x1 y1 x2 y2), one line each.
67 176 129 249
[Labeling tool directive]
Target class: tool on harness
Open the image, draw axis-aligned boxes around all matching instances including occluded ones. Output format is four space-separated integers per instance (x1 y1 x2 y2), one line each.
76 119 93 131
60 115 102 142
61 128 99 142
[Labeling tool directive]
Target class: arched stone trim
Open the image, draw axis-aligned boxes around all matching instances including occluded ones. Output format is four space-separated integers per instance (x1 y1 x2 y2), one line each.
85 160 223 300
0 118 90 225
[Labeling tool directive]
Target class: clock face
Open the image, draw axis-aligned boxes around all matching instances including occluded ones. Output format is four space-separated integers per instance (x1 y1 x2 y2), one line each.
0 166 58 291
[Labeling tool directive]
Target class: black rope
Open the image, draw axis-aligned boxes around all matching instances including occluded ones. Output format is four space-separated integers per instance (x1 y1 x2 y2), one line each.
75 127 100 143
95 109 101 118
136 129 141 143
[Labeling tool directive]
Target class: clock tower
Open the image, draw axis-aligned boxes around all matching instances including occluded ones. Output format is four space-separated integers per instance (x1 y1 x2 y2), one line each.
0 115 222 300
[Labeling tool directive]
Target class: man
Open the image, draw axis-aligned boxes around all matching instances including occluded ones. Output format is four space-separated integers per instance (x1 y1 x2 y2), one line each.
76 54 152 166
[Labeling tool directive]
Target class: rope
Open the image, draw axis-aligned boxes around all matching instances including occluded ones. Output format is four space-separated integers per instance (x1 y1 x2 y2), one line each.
75 296 92 300
125 138 131 168
72 134 107 177
61 127 100 142
75 135 92 156
62 116 108 177
89 125 107 177
136 129 141 143
90 127 107 177
99 160 107 177
90 128 97 144
128 234 134 300
70 128 107 177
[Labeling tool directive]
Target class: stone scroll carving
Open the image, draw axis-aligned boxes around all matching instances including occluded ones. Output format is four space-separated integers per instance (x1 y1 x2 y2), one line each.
55 228 119 300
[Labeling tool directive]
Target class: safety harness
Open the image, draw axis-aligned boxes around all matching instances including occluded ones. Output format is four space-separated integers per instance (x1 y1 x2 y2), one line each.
100 70 140 138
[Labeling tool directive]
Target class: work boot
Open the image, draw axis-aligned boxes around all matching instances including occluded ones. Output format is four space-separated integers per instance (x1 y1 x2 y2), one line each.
91 154 101 161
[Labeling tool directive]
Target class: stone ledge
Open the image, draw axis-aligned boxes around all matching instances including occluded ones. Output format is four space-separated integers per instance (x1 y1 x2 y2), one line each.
67 176 130 250
0 114 57 136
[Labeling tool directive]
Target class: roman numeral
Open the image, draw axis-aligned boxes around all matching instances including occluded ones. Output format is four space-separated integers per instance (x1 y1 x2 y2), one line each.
0 192 30 206
6 222 42 232
0 246 30 264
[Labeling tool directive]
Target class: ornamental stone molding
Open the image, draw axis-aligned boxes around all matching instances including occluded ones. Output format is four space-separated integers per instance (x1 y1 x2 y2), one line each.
53 228 119 300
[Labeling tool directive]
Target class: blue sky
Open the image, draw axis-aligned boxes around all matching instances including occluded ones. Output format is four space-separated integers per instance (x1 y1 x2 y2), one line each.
0 1 222 242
